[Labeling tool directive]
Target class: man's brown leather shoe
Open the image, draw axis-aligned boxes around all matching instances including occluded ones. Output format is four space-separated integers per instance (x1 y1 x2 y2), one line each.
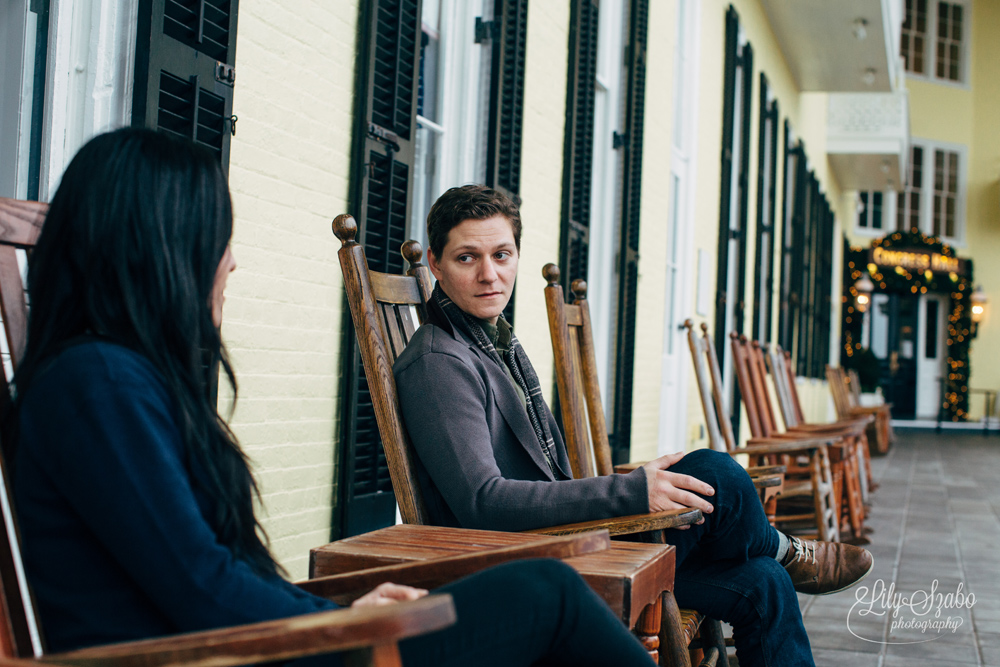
783 536 874 595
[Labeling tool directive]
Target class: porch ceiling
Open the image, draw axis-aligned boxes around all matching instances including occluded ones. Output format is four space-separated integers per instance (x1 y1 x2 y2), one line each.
760 0 902 92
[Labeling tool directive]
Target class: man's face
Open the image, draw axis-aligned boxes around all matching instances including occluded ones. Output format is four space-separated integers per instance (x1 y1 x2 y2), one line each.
428 215 519 325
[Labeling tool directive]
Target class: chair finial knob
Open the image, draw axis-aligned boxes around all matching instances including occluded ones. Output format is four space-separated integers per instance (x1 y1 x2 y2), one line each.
333 215 358 244
402 240 424 265
700 322 709 333
729 332 740 340
683 318 693 330
543 263 560 286
570 279 588 299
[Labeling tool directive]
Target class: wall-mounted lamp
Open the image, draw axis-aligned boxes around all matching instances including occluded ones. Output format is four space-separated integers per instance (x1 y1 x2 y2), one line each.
971 284 988 323
855 274 874 312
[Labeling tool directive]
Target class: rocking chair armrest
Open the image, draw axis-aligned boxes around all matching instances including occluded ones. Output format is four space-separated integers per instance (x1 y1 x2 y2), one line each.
745 464 787 477
41 595 456 667
523 508 703 536
787 419 871 435
617 461 787 481
297 531 611 603
751 474 784 490
736 438 835 455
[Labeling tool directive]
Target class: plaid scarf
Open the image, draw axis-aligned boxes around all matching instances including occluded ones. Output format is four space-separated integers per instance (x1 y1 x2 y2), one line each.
433 284 561 479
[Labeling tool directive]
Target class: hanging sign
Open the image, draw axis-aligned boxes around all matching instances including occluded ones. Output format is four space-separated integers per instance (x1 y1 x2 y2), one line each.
869 246 968 277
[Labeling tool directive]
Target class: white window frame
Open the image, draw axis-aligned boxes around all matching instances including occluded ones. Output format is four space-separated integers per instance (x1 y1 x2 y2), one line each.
1 0 136 202
857 138 968 245
409 0 492 247
903 0 971 89
854 190 893 238
586 0 626 412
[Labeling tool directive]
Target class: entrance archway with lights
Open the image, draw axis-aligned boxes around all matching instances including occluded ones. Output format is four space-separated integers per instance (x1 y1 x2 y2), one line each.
842 230 975 422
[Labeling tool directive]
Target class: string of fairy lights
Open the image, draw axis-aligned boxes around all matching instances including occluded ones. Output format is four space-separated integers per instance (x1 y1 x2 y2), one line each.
842 229 974 422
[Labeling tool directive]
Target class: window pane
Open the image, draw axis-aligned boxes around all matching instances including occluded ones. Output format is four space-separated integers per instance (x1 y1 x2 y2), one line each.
936 1 963 82
933 194 943 235
902 0 929 74
873 192 883 229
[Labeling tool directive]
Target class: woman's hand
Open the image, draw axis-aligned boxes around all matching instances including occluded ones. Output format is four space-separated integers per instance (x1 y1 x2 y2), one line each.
351 582 429 608
642 452 715 528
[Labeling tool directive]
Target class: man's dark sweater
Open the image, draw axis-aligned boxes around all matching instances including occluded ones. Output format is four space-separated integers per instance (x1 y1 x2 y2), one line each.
14 341 336 652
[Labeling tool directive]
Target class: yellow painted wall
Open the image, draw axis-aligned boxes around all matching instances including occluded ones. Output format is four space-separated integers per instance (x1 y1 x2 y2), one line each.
225 1 359 578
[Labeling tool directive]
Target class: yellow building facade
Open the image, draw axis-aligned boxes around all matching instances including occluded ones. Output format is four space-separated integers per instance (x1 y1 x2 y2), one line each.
6 0 987 577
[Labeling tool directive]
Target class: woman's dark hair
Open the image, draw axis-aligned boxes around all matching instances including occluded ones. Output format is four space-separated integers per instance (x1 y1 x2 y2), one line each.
14 128 280 577
426 184 522 259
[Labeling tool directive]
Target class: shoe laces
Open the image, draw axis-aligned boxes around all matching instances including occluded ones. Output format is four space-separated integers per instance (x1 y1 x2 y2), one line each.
789 537 817 565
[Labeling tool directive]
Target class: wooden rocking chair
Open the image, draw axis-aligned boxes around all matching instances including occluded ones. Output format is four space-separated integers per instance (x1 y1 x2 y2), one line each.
540 265 732 667
730 334 869 544
682 320 839 542
762 347 877 502
334 216 712 666
826 365 894 456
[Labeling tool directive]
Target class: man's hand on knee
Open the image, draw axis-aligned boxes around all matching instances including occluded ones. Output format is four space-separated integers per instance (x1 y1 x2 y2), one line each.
643 452 716 525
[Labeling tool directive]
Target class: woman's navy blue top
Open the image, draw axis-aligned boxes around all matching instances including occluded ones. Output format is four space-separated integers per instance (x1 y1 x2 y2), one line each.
14 340 337 653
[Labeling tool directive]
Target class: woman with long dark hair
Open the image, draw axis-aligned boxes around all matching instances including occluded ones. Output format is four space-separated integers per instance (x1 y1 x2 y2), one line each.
10 128 657 666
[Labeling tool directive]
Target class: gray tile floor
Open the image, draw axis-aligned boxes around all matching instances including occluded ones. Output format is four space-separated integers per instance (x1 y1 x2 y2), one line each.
799 428 1000 666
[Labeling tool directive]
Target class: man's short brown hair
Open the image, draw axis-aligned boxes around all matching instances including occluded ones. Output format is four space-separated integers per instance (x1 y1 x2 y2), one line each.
426 185 521 259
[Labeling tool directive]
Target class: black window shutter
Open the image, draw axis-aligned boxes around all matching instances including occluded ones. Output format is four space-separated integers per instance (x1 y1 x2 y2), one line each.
786 142 808 371
795 165 817 376
339 0 421 538
777 120 795 352
714 5 753 434
608 0 648 465
485 0 529 325
132 0 239 169
558 0 600 296
752 73 778 342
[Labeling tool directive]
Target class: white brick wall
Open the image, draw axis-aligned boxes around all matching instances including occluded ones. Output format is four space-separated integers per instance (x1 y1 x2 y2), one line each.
225 0 359 579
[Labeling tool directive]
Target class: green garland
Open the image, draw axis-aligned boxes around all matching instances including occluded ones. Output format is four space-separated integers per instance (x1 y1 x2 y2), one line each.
842 230 974 421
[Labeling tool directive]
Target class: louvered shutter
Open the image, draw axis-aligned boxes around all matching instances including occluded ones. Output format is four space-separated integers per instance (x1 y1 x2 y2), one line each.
132 0 238 168
339 0 421 537
485 0 528 325
558 0 600 295
777 121 796 352
713 5 753 435
752 74 778 342
607 0 647 464
713 5 753 366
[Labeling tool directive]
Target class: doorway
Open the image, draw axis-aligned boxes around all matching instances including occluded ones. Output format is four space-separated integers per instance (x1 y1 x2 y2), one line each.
864 292 948 420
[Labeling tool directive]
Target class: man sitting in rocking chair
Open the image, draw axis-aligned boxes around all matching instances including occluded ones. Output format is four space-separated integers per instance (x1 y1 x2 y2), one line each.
394 184 873 667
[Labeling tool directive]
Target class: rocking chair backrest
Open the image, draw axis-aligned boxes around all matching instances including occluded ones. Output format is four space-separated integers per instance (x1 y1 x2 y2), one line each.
683 321 736 454
334 214 435 527
825 365 853 419
0 198 48 658
542 265 613 479
728 334 768 439
765 344 805 429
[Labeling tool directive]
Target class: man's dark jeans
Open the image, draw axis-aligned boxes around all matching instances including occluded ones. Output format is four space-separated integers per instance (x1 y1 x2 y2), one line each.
664 448 815 667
